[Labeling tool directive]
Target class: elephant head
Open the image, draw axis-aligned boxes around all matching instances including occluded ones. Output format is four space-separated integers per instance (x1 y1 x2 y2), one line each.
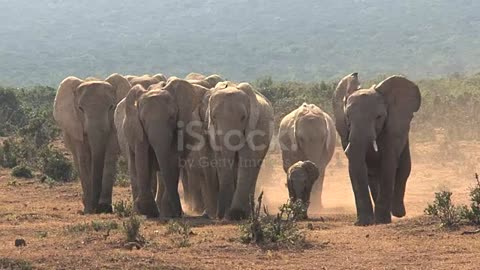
287 160 319 205
54 74 131 213
333 74 421 225
124 79 204 217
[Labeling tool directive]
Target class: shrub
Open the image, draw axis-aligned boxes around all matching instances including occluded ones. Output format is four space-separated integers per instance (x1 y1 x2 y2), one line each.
123 215 144 243
39 146 73 181
165 220 193 248
11 165 33 178
0 257 32 270
460 174 480 225
91 220 119 232
425 191 463 228
113 200 133 218
239 192 306 248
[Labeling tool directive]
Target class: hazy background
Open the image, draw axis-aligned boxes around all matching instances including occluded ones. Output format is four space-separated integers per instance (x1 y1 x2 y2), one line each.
1 0 479 86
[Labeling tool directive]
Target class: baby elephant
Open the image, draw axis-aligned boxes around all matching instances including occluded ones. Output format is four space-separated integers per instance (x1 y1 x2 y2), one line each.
287 161 320 210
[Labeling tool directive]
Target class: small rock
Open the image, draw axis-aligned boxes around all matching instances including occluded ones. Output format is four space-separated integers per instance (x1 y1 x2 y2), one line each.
15 239 26 247
307 223 314 230
365 234 370 238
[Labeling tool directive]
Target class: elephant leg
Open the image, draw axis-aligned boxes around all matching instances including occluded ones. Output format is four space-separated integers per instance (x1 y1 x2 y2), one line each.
98 138 118 213
311 168 326 209
375 151 396 224
134 143 159 218
127 148 138 202
392 144 411 218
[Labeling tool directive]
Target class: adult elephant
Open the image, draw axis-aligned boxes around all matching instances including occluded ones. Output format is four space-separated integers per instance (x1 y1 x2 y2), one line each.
332 73 421 225
115 76 166 204
180 74 223 216
279 103 336 209
122 79 206 218
53 74 131 214
207 81 274 220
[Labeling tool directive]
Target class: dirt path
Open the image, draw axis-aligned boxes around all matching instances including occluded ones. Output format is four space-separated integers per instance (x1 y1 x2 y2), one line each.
1 142 480 269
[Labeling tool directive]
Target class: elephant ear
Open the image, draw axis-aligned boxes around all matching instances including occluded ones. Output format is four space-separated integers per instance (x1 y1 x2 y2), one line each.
105 73 132 104
301 160 320 186
237 82 260 135
375 76 421 137
53 76 84 142
332 73 361 148
124 85 148 144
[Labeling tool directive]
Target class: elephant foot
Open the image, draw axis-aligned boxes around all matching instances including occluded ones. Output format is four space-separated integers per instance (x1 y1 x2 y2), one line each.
354 214 374 226
96 203 113 214
392 202 406 218
135 198 160 218
83 206 96 215
374 212 392 224
227 208 248 221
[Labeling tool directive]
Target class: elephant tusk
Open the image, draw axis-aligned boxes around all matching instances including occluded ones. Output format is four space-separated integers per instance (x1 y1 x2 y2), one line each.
344 142 351 154
373 140 378 152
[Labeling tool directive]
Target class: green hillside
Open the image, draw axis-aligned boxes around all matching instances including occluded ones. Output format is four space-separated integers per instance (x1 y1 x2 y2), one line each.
1 0 479 86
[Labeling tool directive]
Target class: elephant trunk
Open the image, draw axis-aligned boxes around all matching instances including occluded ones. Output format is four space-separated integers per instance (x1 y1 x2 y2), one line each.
215 147 236 219
86 124 110 213
345 128 375 225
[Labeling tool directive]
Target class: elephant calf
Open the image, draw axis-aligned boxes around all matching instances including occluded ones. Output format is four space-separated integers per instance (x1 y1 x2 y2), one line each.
286 160 320 216
279 103 336 209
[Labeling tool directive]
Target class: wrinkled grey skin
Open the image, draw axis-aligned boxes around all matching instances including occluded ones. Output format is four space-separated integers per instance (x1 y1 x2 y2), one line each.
207 81 274 220
279 103 336 209
333 73 421 226
286 160 320 211
54 74 130 214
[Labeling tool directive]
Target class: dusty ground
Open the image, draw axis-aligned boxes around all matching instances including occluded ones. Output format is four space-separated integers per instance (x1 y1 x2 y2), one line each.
1 140 480 269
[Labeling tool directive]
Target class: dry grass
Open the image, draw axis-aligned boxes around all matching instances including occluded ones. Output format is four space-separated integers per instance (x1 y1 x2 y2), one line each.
1 142 480 269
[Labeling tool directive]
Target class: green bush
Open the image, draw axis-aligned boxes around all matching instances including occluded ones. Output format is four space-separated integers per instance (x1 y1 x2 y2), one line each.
39 146 73 182
113 200 133 218
460 174 480 225
239 192 306 248
166 220 193 248
123 215 144 243
425 191 463 228
11 165 33 178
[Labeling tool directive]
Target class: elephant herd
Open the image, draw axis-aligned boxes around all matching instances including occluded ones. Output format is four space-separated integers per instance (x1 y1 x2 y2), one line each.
53 72 421 226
